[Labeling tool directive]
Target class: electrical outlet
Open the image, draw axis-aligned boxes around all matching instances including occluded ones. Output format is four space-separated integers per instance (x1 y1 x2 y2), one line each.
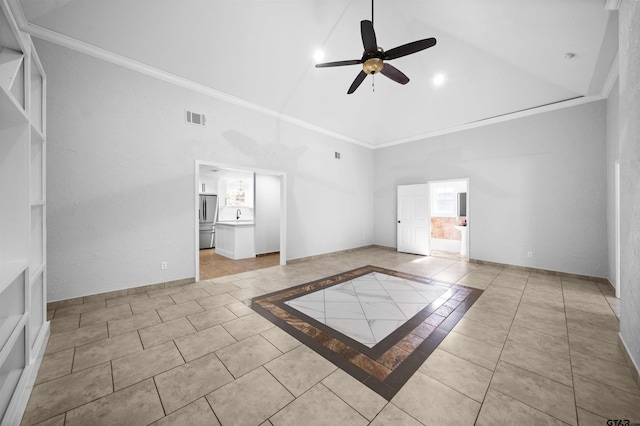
527 252 533 258
161 261 168 270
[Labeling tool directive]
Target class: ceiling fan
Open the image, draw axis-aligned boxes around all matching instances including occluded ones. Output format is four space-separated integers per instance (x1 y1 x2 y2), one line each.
315 0 437 94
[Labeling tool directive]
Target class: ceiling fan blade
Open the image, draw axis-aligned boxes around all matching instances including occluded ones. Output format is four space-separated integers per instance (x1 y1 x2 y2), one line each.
380 63 409 85
315 59 362 68
347 71 368 94
384 38 437 60
361 20 378 53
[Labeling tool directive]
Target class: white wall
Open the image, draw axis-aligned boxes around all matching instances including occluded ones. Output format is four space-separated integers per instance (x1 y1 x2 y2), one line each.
619 1 640 377
38 40 374 301
255 174 281 254
373 101 608 277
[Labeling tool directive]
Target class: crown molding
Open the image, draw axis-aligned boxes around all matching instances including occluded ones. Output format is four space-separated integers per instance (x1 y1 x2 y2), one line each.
15 20 373 149
9 0 617 151
375 95 607 149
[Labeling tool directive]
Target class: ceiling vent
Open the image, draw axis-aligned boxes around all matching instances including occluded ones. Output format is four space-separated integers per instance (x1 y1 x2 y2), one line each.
185 110 206 127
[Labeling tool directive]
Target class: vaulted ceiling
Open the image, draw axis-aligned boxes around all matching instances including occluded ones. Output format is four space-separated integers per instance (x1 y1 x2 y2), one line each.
17 0 619 148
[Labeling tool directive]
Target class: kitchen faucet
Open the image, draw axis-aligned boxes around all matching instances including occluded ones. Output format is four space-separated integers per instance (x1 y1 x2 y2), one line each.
236 209 241 220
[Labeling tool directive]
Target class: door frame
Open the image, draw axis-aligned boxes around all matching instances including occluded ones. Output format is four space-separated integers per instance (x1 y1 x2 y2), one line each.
194 160 287 282
615 160 620 298
428 177 470 257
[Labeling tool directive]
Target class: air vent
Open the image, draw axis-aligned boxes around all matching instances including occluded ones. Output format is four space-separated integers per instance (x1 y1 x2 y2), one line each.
185 110 206 127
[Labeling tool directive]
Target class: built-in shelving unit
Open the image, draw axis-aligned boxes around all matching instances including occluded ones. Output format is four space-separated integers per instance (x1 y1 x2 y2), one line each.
0 1 48 424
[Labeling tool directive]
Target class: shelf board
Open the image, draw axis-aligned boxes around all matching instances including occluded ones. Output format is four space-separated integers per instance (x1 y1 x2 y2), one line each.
0 47 23 92
0 84 27 129
0 314 22 354
0 259 28 294
0 313 27 367
0 363 23 408
29 263 44 281
30 122 45 142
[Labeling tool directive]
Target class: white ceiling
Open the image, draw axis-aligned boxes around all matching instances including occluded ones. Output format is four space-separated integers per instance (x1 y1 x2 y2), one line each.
17 0 618 148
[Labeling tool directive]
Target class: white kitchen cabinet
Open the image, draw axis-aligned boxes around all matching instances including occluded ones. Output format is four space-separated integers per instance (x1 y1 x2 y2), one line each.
0 1 48 424
215 222 256 260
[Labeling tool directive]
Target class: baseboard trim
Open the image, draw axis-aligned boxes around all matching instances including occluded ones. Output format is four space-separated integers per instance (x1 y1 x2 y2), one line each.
287 245 381 264
468 258 607 283
603 278 616 291
256 251 280 258
48 277 196 310
162 277 197 289
288 246 608 284
618 333 640 389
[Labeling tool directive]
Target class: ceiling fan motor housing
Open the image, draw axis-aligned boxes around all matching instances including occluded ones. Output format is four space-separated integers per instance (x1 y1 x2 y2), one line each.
314 15 436 93
363 57 384 74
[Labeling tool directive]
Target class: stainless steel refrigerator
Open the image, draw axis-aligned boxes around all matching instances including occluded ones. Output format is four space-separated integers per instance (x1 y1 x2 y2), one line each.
199 194 218 249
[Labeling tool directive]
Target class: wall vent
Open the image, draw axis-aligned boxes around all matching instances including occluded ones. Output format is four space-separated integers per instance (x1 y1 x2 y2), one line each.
186 110 206 127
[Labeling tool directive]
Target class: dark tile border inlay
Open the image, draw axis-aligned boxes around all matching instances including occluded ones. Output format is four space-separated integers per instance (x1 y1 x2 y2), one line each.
250 265 483 400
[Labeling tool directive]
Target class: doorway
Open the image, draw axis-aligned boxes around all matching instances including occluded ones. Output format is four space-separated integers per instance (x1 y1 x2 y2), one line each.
195 161 287 282
429 179 469 259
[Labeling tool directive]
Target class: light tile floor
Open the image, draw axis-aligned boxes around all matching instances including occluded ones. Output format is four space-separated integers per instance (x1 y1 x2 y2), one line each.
22 246 639 425
284 272 450 347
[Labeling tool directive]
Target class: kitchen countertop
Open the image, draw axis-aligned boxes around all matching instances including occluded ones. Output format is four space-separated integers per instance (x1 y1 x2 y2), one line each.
215 221 255 226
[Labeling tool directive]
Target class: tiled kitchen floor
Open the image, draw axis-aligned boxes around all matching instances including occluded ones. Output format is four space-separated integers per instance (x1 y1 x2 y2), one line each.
199 248 280 280
23 246 639 425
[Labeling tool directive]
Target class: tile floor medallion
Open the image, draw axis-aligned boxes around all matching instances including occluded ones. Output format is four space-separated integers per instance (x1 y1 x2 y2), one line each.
251 265 483 400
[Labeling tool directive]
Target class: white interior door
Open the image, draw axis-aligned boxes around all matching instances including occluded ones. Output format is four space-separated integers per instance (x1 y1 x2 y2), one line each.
397 184 430 255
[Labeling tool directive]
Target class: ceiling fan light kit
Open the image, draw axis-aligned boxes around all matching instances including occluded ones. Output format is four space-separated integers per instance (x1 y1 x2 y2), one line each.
363 57 384 74
315 0 437 94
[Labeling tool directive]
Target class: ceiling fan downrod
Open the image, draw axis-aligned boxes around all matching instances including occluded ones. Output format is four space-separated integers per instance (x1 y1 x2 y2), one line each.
371 0 374 26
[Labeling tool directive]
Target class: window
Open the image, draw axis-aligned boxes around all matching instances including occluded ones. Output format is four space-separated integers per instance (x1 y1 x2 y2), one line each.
434 186 455 216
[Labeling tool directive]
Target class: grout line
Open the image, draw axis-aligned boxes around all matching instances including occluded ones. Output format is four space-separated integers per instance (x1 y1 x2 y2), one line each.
489 387 572 424
203 394 224 425
109 360 114 393
528 274 576 424
151 376 168 417
33 248 635 425
472 268 527 424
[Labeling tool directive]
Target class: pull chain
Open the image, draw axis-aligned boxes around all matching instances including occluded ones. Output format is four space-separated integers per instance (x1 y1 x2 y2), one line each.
371 0 375 92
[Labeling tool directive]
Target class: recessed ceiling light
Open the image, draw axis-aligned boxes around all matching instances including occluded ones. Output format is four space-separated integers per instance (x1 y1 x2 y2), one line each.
313 49 325 63
433 73 446 86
